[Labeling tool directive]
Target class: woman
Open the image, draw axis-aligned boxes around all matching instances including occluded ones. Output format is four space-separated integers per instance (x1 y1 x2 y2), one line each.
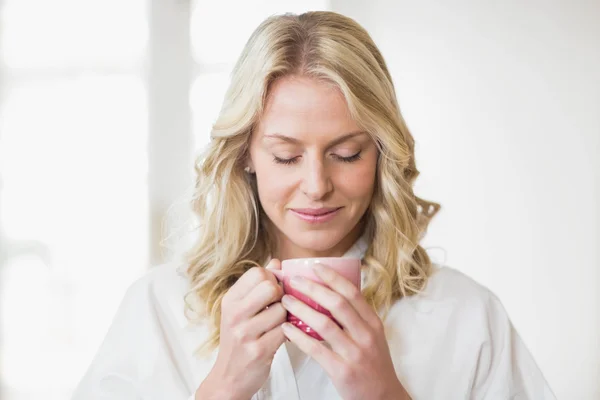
73 11 556 400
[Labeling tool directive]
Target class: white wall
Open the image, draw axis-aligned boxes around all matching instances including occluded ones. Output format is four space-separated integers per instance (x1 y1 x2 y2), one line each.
330 1 600 399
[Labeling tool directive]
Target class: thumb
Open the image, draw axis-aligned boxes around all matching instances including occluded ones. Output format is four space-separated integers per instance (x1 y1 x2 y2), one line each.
266 258 283 282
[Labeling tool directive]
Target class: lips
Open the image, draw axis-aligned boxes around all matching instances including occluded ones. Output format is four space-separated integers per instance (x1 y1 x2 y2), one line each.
289 207 343 223
290 207 341 216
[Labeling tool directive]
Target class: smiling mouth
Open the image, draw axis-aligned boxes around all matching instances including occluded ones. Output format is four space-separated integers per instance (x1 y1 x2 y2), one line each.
289 207 343 223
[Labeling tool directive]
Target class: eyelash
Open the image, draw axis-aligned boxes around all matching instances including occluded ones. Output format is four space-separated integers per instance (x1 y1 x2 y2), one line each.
273 152 362 165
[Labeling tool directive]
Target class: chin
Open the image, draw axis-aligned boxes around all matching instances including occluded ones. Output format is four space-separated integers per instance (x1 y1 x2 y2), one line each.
290 229 347 253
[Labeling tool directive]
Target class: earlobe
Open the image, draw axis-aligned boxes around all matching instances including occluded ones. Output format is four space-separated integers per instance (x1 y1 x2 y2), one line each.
244 152 255 173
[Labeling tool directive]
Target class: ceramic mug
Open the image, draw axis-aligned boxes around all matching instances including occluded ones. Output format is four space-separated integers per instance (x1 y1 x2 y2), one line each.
280 257 361 340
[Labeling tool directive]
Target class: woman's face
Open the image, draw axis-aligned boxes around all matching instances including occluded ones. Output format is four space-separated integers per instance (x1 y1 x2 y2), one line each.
249 75 378 258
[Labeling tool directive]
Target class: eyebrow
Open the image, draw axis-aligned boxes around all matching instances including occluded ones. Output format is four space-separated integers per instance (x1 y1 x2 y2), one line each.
263 131 368 147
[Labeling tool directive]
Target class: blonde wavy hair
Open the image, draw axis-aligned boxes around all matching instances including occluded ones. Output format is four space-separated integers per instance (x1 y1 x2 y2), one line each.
184 11 440 354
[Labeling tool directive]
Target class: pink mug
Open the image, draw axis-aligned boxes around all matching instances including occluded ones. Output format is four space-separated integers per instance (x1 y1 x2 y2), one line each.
280 257 362 341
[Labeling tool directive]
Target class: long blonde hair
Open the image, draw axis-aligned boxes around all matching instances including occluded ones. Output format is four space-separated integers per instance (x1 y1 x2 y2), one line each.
185 11 440 354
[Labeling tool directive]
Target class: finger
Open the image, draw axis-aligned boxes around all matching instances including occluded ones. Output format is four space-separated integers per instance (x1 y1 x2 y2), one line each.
245 302 287 337
257 323 287 358
286 276 370 342
227 263 277 301
236 279 283 319
266 258 283 282
282 321 344 376
281 294 357 359
312 263 378 326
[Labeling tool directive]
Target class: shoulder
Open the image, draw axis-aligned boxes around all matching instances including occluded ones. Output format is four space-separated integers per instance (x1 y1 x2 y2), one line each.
102 259 205 353
386 266 556 398
424 264 497 303
394 264 509 328
72 261 207 399
114 260 192 328
418 267 555 398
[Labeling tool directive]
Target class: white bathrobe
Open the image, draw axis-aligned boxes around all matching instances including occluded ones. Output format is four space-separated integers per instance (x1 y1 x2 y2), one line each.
72 238 556 399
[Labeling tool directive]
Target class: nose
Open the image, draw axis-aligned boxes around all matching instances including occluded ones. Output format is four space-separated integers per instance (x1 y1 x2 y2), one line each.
300 156 333 200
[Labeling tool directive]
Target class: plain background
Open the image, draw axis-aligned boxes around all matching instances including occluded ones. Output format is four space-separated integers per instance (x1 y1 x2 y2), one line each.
0 1 597 399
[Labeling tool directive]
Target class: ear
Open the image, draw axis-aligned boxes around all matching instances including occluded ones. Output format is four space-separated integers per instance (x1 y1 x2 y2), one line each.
245 153 255 174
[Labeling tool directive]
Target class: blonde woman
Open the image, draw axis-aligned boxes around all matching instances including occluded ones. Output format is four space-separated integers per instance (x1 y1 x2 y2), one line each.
73 11 556 400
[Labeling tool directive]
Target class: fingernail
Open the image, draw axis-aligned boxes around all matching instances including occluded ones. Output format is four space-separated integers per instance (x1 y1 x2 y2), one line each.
312 263 328 275
282 322 293 332
290 276 305 287
281 295 295 306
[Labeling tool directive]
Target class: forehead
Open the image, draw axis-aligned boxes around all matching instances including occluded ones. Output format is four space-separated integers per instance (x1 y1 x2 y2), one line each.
257 75 360 141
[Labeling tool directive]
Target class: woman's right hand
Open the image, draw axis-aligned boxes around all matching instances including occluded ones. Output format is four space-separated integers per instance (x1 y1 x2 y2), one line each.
195 259 287 400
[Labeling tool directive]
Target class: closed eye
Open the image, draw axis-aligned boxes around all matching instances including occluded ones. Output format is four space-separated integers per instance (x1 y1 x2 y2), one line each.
273 151 362 165
272 155 299 165
333 151 362 163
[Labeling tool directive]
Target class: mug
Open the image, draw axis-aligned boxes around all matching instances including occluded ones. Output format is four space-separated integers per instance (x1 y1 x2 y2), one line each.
280 257 361 340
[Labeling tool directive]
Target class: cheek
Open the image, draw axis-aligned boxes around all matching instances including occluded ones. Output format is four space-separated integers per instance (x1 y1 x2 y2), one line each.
255 170 297 211
339 162 377 202
252 151 289 209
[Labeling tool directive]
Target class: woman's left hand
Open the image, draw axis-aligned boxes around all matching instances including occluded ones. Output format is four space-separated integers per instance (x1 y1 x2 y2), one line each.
281 263 411 400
